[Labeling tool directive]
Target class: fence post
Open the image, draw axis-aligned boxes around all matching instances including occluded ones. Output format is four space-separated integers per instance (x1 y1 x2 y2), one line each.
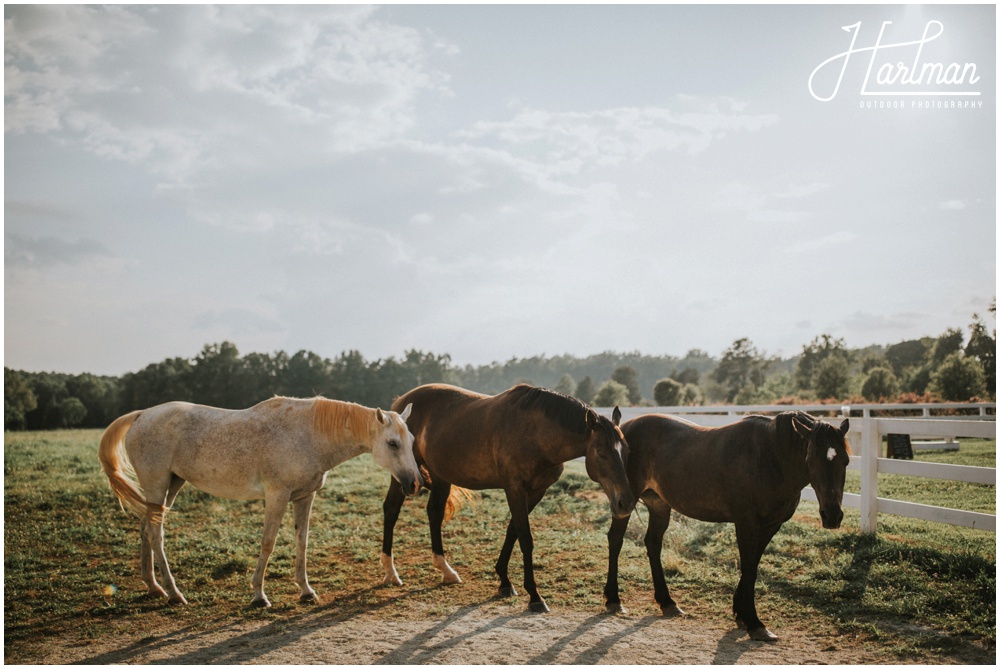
859 409 879 534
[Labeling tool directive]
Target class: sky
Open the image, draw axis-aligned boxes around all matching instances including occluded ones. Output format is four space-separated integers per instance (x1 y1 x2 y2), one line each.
4 3 996 376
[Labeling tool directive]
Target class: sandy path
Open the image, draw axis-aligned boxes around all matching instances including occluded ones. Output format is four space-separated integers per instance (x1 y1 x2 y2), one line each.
42 600 884 665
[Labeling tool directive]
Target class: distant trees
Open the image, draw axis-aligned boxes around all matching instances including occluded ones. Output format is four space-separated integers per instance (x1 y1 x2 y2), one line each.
593 380 630 408
573 376 595 404
611 366 642 405
5 304 994 431
4 369 37 430
653 378 683 406
860 366 899 401
711 338 772 403
553 374 576 397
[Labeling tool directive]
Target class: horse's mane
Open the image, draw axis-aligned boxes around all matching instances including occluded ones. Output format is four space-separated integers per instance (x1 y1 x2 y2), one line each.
310 397 377 442
506 384 592 435
764 411 853 455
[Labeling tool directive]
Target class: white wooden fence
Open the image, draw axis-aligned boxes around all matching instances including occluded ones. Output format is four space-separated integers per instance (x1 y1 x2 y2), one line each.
594 402 996 535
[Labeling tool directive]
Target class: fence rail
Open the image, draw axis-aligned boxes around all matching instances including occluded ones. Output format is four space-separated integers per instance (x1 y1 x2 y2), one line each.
594 402 996 535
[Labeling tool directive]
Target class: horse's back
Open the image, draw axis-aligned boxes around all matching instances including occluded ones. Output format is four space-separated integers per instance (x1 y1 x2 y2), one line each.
623 413 766 523
392 384 511 489
125 398 317 500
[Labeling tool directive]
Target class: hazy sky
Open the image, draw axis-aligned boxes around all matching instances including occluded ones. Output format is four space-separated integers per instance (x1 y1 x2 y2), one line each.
5 4 996 376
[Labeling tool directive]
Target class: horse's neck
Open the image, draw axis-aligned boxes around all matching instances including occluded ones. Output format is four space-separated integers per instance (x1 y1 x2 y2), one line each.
550 432 590 464
771 441 810 491
311 400 375 469
317 437 369 470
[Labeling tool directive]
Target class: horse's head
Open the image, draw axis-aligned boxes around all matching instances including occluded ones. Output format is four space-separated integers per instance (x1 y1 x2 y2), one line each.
583 406 635 520
785 412 851 529
371 403 422 496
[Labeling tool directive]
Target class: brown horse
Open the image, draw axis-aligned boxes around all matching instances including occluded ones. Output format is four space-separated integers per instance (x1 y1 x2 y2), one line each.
603 411 850 641
381 383 635 612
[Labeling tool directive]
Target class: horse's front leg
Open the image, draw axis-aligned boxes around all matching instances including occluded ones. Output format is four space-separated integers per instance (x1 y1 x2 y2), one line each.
427 479 461 584
380 477 407 586
292 492 318 604
644 498 683 617
251 489 291 608
603 513 630 613
503 486 548 613
733 520 780 642
494 520 519 597
495 486 547 599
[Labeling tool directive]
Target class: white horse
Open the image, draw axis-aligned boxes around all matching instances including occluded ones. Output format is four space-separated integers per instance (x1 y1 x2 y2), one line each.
99 396 421 608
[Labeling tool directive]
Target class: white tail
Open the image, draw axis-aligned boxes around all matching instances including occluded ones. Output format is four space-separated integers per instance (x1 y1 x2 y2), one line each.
98 411 162 522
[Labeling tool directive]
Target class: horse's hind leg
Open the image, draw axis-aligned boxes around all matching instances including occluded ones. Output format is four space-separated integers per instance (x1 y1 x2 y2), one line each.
142 474 187 604
141 475 185 596
380 477 406 586
603 514 631 613
427 479 461 584
292 492 318 604
146 511 187 605
139 516 168 599
645 497 683 617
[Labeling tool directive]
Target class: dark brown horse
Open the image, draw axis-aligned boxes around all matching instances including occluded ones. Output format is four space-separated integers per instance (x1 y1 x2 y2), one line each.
381 383 635 612
603 411 850 641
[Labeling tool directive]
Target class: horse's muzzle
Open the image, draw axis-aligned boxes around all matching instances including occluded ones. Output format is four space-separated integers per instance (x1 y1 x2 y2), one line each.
610 492 636 520
820 506 843 529
399 473 422 497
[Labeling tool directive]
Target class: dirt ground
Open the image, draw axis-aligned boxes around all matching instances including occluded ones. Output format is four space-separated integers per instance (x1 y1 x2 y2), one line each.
33 597 907 665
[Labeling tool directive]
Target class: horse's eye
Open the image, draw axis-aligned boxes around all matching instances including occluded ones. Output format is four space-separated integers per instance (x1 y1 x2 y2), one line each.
388 439 399 450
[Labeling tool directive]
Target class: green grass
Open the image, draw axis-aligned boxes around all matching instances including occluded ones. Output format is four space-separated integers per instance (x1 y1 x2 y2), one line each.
3 429 996 663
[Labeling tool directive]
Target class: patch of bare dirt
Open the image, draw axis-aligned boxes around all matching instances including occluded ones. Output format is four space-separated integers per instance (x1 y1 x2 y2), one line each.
33 598 900 665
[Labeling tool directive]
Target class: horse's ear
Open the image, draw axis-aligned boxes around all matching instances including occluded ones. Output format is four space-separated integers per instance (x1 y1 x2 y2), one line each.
376 408 388 425
777 411 810 447
839 418 849 437
612 406 622 426
400 403 412 422
791 412 815 439
585 409 600 430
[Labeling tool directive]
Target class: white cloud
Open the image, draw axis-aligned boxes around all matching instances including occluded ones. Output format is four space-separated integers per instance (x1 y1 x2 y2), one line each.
784 231 858 254
459 97 779 172
5 5 452 181
939 199 967 210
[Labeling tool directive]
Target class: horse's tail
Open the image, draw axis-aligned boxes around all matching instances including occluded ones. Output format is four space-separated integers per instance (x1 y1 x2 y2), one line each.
98 411 161 522
443 486 477 522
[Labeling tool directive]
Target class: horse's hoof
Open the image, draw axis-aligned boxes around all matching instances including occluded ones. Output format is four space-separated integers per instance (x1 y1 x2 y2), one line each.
748 626 779 642
661 603 685 617
497 586 518 598
144 588 168 600
604 600 626 614
382 574 403 587
167 594 188 606
528 600 550 613
441 572 462 585
250 596 271 609
299 592 319 604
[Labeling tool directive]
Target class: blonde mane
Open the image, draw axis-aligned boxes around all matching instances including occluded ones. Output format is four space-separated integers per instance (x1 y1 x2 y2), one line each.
310 397 378 444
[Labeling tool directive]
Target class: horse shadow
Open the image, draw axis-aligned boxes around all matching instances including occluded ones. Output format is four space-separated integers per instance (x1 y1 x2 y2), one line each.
73 583 435 665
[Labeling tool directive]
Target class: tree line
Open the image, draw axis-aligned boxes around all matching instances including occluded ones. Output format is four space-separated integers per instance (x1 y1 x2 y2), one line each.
5 305 994 431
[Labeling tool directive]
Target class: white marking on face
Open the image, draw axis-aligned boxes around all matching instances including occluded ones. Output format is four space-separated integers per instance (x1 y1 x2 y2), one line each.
827 447 837 462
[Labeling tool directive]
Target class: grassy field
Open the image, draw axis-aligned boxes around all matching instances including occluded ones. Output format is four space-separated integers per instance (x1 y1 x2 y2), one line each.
3 429 995 663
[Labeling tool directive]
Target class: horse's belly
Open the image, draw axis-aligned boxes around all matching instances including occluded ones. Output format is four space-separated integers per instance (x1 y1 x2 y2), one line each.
189 477 265 501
